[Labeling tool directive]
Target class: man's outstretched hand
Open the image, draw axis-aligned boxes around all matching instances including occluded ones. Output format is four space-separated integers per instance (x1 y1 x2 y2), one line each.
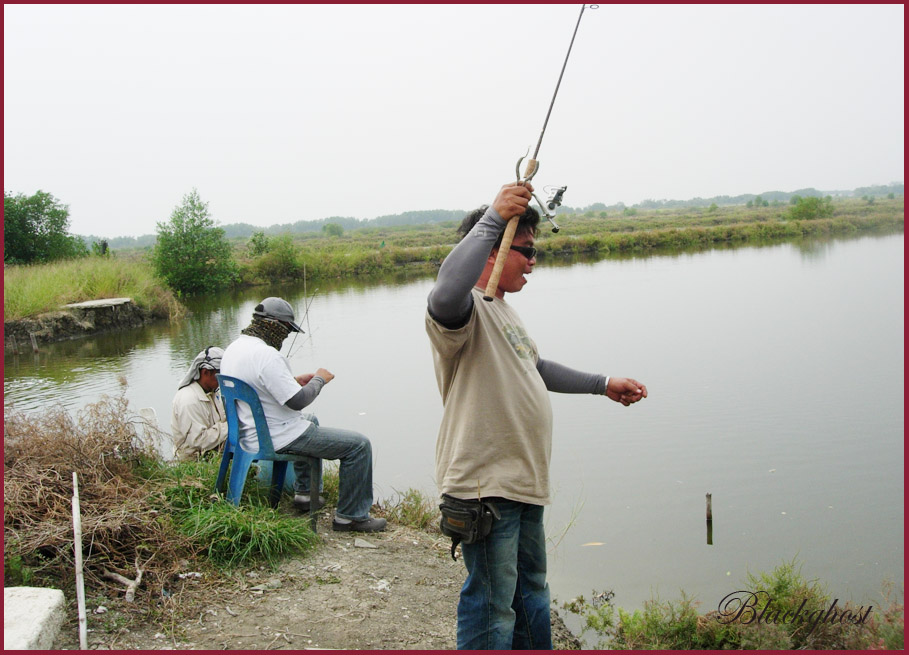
606 377 648 406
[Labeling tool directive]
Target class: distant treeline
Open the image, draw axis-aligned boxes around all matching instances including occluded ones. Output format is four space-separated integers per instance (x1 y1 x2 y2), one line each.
82 183 904 251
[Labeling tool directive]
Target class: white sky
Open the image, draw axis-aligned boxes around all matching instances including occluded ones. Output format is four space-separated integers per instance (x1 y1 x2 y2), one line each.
4 4 905 238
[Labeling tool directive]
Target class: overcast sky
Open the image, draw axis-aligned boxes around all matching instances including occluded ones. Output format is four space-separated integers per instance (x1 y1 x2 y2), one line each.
4 4 904 238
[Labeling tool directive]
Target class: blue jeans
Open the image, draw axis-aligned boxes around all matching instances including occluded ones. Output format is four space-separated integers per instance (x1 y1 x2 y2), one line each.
276 420 374 521
457 499 552 650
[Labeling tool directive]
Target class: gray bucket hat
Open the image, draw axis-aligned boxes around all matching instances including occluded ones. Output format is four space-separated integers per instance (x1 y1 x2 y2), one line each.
253 297 303 333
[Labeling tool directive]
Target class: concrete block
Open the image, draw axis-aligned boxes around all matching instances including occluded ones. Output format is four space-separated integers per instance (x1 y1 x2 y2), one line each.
4 586 66 650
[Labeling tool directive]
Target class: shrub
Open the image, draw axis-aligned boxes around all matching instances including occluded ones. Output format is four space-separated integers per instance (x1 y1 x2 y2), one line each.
787 195 834 221
254 234 303 281
151 189 239 295
561 558 903 650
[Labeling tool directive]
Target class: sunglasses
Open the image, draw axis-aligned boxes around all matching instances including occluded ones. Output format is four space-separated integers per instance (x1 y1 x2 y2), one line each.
509 245 538 260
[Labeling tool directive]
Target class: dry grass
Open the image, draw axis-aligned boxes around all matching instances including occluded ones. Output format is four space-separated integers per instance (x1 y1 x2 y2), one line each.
3 395 193 601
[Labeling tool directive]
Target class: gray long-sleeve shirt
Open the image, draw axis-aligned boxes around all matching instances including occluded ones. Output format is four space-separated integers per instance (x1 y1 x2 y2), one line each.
427 207 607 395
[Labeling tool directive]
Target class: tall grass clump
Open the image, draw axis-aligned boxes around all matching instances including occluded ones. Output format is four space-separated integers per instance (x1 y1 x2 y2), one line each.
3 255 182 321
142 454 319 570
375 487 440 531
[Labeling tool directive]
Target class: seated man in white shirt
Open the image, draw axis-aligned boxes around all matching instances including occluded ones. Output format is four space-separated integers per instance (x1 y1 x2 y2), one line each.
171 346 228 460
220 297 386 532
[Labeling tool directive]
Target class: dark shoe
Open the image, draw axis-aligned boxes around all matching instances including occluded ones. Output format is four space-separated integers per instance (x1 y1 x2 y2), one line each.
332 517 387 533
293 494 325 511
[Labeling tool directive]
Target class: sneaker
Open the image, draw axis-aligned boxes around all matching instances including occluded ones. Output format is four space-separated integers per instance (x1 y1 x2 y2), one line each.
293 494 325 511
332 516 387 533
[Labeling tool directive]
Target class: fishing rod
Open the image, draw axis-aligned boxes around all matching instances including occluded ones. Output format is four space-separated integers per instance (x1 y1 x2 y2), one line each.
483 3 592 302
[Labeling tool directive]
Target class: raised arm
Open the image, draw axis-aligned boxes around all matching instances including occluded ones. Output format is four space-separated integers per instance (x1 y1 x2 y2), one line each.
428 183 533 327
427 207 505 327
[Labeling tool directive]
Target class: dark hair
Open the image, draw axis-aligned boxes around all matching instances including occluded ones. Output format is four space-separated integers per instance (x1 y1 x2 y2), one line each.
456 205 540 248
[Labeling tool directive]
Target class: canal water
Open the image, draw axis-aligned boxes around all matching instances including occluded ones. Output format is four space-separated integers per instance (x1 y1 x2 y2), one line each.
4 231 903 626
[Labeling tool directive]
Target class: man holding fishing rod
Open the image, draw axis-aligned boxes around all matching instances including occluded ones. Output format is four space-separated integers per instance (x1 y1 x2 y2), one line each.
426 182 647 649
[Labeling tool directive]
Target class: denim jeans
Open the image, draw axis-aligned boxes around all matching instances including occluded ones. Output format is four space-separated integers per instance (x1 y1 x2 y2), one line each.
276 420 374 521
457 499 552 650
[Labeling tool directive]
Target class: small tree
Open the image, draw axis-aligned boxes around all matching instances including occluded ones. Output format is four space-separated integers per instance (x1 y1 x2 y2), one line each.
91 239 110 257
322 223 344 237
151 189 238 295
787 195 834 221
4 190 88 264
246 230 269 257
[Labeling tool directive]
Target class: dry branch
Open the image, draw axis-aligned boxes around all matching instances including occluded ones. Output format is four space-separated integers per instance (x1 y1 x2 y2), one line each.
102 559 144 602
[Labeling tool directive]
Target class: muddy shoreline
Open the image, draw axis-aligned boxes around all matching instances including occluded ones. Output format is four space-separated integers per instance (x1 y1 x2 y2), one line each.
50 514 583 650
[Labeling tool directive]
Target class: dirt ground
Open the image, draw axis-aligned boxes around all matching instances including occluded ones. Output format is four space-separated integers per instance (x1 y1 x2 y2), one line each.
52 513 581 650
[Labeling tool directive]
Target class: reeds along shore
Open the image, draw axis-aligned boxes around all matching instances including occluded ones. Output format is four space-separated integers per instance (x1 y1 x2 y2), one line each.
4 196 903 322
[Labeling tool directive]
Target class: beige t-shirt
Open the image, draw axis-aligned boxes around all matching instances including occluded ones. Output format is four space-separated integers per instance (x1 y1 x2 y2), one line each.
426 287 553 505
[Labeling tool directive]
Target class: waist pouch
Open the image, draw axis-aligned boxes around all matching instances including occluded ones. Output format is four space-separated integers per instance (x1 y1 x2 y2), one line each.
439 494 501 560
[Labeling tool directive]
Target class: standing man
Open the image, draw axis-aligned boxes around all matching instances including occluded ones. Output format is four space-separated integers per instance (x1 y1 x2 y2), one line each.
221 297 386 532
171 346 229 460
425 182 647 649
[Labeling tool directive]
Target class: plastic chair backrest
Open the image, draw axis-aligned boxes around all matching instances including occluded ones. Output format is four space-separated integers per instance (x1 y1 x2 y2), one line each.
216 374 278 458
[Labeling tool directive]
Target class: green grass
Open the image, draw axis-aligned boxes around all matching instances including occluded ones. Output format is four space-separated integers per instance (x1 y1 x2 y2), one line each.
561 558 904 650
139 454 319 570
233 196 903 284
3 254 182 321
376 487 441 531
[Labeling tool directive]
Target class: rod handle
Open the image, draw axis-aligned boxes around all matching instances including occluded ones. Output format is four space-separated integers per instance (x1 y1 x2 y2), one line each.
483 217 519 301
522 158 538 181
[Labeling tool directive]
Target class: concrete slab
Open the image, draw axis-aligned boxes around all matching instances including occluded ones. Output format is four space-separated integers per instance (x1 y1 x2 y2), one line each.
63 297 132 309
4 586 67 650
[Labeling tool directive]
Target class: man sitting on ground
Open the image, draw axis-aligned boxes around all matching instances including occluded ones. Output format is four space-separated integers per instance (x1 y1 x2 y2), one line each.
171 346 228 460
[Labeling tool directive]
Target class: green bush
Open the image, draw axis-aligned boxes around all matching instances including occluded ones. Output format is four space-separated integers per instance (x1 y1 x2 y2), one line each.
255 234 303 281
151 189 239 295
562 558 903 650
787 195 834 221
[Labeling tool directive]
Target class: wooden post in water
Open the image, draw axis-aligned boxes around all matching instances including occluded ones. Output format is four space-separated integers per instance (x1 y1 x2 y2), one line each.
706 492 713 545
29 332 39 353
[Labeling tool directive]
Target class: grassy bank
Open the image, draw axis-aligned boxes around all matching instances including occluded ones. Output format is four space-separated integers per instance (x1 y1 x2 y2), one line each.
4 197 902 320
3 255 183 322
235 196 904 283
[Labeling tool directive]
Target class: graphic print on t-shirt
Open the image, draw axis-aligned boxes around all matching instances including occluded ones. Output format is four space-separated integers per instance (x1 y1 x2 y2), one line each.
501 324 535 360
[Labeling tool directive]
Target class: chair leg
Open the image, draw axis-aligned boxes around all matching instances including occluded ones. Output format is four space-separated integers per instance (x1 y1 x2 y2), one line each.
270 461 289 509
215 449 232 494
226 453 255 506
